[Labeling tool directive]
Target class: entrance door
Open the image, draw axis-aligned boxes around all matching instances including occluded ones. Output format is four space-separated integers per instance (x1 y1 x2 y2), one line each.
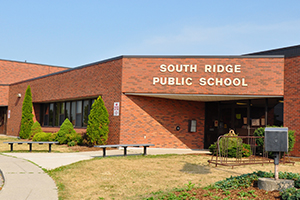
0 107 7 134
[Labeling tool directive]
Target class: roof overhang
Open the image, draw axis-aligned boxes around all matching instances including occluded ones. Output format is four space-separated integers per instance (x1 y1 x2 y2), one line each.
124 93 283 102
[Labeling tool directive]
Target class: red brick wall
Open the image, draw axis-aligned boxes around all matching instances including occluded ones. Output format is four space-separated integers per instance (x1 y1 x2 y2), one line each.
7 58 123 143
120 94 205 149
284 56 300 156
0 86 9 106
122 57 284 95
0 60 67 106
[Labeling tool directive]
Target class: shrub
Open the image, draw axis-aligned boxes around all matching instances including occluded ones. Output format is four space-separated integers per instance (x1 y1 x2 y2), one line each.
30 121 43 139
208 132 251 158
19 85 34 139
254 126 296 155
55 118 82 146
32 132 52 141
86 96 110 146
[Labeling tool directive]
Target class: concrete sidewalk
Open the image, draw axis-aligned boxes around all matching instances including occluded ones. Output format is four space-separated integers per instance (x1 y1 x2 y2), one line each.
0 154 58 200
0 148 210 200
3 148 210 170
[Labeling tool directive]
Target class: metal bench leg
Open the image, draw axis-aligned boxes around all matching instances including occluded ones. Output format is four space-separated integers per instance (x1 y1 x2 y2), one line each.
29 143 32 152
143 146 149 156
49 144 52 153
124 146 127 156
9 143 13 152
103 148 106 157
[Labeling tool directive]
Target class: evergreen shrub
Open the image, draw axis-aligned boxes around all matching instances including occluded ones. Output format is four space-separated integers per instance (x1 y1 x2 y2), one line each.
30 121 43 139
19 85 34 139
55 118 82 146
254 126 296 155
32 132 52 141
86 96 110 146
208 132 251 158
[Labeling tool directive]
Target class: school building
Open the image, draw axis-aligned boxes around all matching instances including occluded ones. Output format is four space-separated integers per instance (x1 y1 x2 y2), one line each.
2 45 300 156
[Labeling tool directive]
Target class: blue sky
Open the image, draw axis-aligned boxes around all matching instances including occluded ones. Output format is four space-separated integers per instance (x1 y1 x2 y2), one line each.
1 0 299 67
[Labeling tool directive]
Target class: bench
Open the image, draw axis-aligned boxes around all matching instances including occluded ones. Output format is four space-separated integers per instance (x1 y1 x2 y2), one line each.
94 144 155 157
3 141 59 152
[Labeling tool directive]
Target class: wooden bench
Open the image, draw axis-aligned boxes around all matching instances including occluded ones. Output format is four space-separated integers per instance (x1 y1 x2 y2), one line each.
3 141 59 152
94 144 155 157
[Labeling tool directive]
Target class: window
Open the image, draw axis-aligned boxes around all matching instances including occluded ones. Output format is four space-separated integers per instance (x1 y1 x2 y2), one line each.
49 103 54 126
82 100 90 127
76 101 82 127
41 98 97 128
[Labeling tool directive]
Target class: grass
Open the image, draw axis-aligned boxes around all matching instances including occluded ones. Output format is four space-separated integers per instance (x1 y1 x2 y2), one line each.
46 154 300 200
0 135 74 153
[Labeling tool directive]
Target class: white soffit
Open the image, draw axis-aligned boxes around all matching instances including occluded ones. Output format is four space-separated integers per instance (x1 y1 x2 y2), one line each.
124 93 283 102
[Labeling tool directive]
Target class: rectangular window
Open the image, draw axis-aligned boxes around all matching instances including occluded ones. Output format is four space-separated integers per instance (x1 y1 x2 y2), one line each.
71 101 76 126
76 100 82 127
65 102 70 120
82 100 89 127
40 97 96 128
49 103 54 126
43 104 49 126
58 102 65 126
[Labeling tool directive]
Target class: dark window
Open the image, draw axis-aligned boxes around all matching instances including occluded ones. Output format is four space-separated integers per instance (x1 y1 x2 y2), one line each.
65 102 70 120
49 103 54 126
43 104 49 126
40 98 97 127
83 100 89 127
76 100 82 127
71 101 76 126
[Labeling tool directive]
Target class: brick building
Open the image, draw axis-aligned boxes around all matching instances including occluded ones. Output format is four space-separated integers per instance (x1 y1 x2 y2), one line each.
3 45 300 156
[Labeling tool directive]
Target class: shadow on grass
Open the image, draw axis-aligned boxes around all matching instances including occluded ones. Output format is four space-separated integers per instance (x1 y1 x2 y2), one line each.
180 162 210 174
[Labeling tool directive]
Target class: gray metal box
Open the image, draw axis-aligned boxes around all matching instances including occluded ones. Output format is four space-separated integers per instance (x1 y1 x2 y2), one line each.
264 127 288 152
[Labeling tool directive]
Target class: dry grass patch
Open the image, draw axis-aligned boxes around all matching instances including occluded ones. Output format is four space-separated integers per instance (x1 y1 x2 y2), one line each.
47 154 300 200
0 135 74 153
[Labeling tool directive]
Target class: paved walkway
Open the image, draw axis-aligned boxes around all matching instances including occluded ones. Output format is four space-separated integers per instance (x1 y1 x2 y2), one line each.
0 148 210 199
0 154 58 200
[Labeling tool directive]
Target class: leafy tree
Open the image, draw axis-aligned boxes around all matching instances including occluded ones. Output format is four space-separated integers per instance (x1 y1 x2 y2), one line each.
19 85 34 139
86 96 110 146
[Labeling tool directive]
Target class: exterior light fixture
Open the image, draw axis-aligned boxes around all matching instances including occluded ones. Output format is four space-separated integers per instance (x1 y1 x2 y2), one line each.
17 93 21 98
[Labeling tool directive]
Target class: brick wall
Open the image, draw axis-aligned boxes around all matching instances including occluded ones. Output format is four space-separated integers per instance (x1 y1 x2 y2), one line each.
120 94 205 149
284 56 300 156
7 58 123 142
0 60 67 106
122 57 284 96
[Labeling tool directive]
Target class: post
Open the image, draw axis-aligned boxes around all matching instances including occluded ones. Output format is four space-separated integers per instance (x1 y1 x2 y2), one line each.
274 152 279 180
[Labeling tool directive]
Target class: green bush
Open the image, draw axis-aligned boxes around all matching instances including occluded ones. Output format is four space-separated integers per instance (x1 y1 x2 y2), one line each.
32 132 52 141
86 96 110 146
254 126 296 155
19 85 34 139
55 118 82 146
208 133 251 158
30 121 43 139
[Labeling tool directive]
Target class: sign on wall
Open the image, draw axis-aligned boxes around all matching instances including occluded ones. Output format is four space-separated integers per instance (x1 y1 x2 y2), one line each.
113 102 120 116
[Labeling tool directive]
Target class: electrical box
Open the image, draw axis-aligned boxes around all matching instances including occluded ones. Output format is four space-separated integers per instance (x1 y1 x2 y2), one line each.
189 120 197 132
264 127 288 152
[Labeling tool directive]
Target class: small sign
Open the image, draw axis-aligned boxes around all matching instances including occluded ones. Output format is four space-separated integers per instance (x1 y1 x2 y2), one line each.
113 102 120 116
8 110 10 119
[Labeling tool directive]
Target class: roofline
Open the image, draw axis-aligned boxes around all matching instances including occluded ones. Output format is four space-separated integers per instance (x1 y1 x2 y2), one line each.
122 55 284 58
244 44 300 57
9 54 284 86
10 56 124 86
0 58 68 69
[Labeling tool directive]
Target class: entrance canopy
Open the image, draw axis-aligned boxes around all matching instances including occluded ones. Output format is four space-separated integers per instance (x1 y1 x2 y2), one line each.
124 93 283 102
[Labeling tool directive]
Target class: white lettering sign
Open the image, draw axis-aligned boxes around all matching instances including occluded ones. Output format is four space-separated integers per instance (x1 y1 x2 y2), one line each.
113 102 119 116
153 64 248 87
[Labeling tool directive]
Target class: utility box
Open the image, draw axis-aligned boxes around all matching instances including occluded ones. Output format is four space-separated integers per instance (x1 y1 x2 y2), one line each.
264 127 288 153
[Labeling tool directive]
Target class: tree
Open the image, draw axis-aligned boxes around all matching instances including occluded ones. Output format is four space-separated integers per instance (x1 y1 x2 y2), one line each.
19 85 34 139
86 96 110 145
